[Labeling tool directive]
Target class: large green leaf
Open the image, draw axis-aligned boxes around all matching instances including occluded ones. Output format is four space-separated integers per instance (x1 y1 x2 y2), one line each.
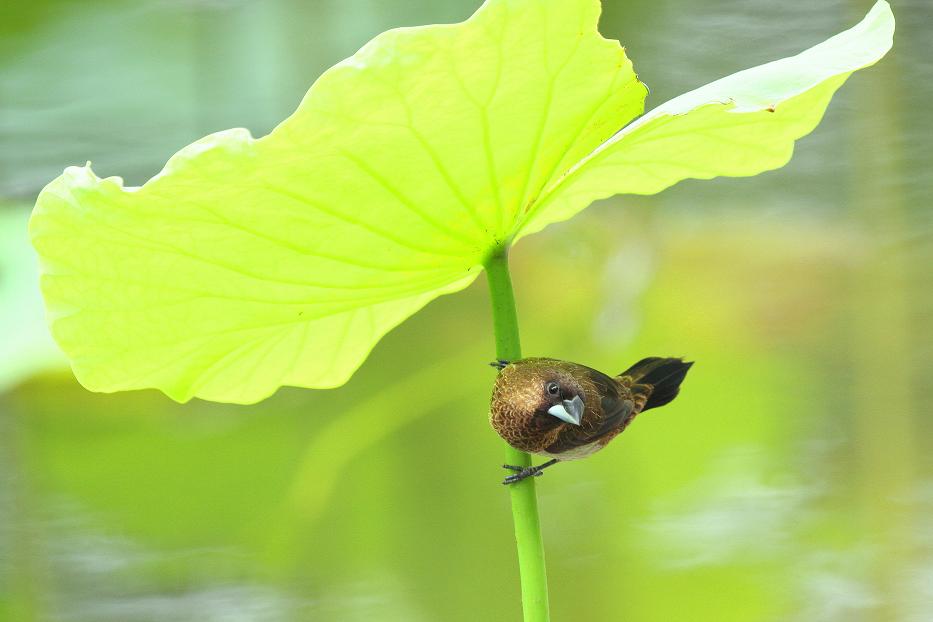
30 0 893 403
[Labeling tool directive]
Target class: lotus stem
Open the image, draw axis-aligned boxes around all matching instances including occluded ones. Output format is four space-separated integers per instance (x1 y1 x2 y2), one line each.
484 245 550 622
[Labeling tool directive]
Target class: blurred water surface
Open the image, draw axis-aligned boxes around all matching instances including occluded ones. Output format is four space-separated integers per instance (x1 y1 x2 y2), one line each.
1 0 931 620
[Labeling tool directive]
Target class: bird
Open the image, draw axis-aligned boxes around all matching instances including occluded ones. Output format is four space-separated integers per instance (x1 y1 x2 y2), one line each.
489 357 693 484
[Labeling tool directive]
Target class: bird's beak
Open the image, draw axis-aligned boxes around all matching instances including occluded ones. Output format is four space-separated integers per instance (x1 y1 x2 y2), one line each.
547 395 584 426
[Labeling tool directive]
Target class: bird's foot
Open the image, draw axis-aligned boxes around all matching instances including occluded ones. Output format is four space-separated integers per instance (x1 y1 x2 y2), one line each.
502 464 544 485
489 359 510 370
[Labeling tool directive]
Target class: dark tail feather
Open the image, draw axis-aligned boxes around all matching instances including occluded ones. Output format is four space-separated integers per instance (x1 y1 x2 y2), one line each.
619 357 693 411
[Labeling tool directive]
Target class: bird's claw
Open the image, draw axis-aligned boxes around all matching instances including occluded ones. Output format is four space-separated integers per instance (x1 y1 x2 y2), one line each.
489 359 510 370
501 465 543 484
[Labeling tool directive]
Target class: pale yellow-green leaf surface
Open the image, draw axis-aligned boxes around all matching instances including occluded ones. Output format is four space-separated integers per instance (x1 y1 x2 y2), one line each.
30 0 646 403
30 0 893 403
518 1 894 238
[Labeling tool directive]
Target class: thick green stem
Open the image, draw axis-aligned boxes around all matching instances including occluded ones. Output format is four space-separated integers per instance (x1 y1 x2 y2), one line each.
484 246 550 622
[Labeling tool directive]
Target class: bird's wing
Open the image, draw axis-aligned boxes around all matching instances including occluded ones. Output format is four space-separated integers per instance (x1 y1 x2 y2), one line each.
544 368 635 455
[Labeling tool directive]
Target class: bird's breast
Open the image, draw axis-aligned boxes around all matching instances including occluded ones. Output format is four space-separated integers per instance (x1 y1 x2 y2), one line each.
541 439 606 461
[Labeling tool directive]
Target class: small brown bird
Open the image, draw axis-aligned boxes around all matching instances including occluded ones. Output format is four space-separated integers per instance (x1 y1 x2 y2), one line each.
490 357 693 484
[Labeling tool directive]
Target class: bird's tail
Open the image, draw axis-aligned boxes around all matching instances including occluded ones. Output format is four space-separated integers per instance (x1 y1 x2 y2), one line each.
619 357 693 411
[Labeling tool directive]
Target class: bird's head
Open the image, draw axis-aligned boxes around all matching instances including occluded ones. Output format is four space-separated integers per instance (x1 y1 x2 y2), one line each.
493 358 586 428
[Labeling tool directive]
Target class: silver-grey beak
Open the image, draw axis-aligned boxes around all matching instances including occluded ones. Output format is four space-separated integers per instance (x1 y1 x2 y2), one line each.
547 395 584 426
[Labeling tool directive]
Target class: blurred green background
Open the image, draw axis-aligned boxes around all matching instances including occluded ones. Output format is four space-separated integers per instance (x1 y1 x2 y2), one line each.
2 0 931 620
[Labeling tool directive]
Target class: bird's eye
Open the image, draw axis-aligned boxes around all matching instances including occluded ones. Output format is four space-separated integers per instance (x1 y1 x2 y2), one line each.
546 382 560 396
